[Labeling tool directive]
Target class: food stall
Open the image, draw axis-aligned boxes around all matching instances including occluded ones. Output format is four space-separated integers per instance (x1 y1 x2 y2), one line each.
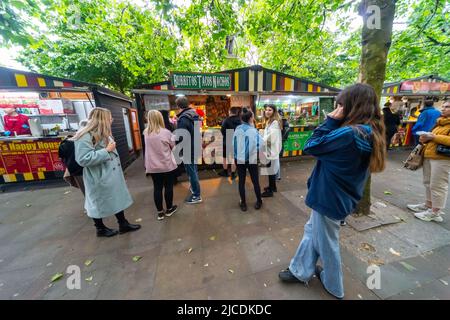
0 67 142 185
382 75 450 147
133 65 340 163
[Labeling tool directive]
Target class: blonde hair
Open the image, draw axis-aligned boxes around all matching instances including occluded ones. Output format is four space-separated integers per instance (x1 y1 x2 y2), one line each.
264 105 282 128
72 108 112 145
144 110 165 135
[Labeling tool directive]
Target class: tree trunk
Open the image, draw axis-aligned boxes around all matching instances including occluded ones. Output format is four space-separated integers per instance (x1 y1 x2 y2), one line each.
355 0 396 215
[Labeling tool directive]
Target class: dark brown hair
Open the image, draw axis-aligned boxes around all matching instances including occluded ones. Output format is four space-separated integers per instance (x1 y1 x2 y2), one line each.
336 83 386 173
175 96 189 109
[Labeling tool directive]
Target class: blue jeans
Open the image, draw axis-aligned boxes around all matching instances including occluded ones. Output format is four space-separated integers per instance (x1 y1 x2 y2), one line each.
184 164 201 198
289 210 344 298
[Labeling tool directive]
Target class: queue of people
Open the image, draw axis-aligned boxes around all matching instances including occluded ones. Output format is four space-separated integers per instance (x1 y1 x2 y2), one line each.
58 88 450 300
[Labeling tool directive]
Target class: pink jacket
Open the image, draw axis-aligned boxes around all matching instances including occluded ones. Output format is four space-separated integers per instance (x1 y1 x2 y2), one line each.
144 128 177 173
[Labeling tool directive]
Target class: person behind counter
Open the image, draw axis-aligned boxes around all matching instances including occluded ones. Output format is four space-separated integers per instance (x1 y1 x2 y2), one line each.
382 102 400 150
73 107 141 238
218 106 242 179
3 108 31 136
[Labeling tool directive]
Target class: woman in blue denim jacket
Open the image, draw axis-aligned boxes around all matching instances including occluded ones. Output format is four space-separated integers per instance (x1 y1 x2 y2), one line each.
278 84 387 299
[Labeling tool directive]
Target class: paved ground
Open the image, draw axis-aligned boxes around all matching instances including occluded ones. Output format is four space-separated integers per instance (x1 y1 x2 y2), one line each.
0 149 449 300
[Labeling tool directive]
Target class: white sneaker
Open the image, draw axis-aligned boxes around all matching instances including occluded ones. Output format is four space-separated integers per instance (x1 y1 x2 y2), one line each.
414 209 444 222
407 203 429 213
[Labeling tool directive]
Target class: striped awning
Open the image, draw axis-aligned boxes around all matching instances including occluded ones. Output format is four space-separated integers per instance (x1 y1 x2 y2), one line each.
136 65 340 94
0 66 92 90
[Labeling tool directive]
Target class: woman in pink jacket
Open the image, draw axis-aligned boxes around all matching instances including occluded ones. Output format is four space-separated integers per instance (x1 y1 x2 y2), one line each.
144 110 178 220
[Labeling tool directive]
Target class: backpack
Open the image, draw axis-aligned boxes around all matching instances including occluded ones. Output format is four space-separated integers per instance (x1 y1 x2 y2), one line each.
58 137 83 176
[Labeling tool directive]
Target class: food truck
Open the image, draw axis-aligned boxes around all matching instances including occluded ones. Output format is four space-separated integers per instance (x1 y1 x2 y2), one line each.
0 67 142 185
382 75 450 147
133 65 340 163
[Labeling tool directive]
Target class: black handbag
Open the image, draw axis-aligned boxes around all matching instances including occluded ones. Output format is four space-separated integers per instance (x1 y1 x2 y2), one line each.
437 144 450 157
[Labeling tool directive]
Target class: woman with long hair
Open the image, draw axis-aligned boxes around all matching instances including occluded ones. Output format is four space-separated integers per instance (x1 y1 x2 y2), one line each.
233 108 264 211
278 84 386 299
261 104 282 197
144 110 178 220
73 108 141 237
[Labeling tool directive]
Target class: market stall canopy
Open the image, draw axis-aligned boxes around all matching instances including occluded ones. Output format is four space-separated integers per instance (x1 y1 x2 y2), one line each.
382 75 450 96
0 66 132 102
133 65 340 95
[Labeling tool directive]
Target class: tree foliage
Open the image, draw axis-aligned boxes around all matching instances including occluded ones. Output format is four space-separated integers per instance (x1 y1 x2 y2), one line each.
1 0 448 92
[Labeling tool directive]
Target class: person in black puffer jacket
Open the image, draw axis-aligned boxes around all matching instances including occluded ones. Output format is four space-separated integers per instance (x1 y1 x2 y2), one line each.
58 120 88 195
218 107 242 179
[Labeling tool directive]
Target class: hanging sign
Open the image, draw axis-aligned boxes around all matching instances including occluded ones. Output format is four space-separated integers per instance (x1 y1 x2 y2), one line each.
170 72 232 90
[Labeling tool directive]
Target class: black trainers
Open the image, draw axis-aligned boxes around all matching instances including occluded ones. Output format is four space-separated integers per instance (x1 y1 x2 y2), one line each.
119 221 141 234
186 195 203 204
157 211 165 220
255 200 262 210
218 170 229 177
261 190 274 198
278 268 305 284
165 205 178 217
96 227 119 238
264 187 277 193
240 201 247 212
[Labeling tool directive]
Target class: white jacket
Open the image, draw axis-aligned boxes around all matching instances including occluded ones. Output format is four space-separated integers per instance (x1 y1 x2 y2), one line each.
262 120 282 160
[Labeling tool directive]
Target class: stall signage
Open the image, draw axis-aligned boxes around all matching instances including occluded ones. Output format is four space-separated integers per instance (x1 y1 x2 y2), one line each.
0 138 64 175
170 72 231 90
400 81 450 94
283 131 313 151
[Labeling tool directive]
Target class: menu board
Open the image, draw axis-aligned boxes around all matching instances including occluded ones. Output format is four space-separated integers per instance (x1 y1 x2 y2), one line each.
0 138 64 175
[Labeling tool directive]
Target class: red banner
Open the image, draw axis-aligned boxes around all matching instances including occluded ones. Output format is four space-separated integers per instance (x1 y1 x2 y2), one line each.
0 138 64 175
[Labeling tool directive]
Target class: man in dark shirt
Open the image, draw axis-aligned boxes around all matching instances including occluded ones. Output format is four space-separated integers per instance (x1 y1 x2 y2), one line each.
218 107 242 179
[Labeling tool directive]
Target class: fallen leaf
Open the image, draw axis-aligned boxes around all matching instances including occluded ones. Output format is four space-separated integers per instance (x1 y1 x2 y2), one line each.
13 293 19 297
374 202 387 208
209 236 216 241
25 204 31 207
228 269 234 274
135 218 142 222
389 248 401 256
132 256 142 262
361 242 376 252
64 191 71 195
50 273 64 283
440 279 448 286
357 294 363 299
188 247 193 254
84 259 94 267
264 283 268 288
384 191 392 195
46 262 53 267
85 276 93 282
368 259 385 266
177 238 182 242
399 261 417 272
204 263 209 267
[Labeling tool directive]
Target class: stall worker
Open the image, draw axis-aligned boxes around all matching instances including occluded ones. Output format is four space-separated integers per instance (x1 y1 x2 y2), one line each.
3 108 31 135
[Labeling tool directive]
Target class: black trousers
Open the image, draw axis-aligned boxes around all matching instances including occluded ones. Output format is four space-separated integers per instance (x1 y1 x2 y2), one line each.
237 163 262 203
150 170 175 212
93 211 127 230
